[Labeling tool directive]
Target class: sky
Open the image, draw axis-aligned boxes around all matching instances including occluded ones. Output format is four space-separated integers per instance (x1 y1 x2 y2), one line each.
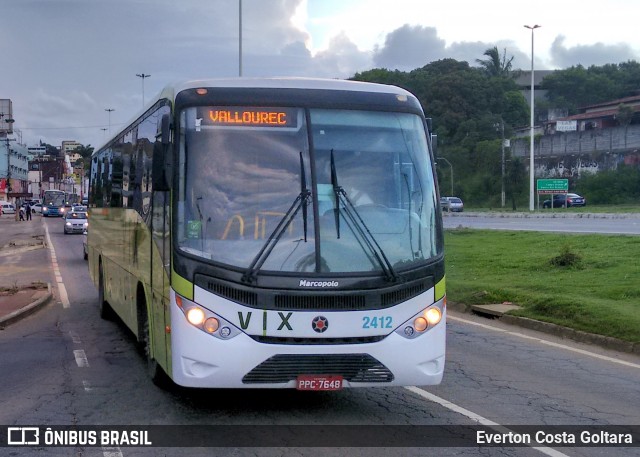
2 0 640 149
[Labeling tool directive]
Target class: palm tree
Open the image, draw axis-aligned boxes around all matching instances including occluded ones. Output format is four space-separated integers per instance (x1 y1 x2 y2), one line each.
476 47 514 77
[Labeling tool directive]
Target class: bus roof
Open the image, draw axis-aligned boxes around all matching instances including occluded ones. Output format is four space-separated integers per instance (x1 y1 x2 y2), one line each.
96 78 417 151
173 77 413 96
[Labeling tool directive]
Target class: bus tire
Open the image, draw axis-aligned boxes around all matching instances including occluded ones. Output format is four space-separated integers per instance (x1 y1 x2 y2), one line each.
137 287 169 387
98 262 115 320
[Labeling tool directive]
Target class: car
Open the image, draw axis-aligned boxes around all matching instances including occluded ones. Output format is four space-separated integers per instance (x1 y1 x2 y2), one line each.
542 193 586 208
32 203 43 214
1 203 16 215
63 211 88 234
443 196 464 212
72 205 87 212
440 197 450 212
59 203 73 216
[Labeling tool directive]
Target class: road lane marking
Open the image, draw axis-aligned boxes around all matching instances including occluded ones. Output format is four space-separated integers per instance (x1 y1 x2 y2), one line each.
69 330 81 344
102 447 123 457
448 314 640 369
405 386 569 457
73 349 89 367
44 224 70 308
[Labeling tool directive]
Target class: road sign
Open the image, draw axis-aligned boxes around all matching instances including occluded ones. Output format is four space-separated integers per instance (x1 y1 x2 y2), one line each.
537 178 568 194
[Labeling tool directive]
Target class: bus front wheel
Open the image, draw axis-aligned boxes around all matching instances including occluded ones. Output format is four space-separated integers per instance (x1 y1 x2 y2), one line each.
137 289 168 387
98 264 115 320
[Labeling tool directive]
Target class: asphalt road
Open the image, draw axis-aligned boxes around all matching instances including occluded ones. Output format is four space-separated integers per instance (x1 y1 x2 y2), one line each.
443 212 640 235
0 217 638 457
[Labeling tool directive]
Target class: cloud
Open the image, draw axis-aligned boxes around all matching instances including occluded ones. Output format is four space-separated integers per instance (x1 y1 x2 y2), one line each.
370 25 532 73
312 32 372 77
373 25 447 70
549 35 639 68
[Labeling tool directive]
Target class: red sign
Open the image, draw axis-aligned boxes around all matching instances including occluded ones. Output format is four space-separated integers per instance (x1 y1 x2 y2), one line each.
296 375 343 391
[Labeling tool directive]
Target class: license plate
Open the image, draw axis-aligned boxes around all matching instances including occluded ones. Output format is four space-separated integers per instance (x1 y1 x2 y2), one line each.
296 375 343 391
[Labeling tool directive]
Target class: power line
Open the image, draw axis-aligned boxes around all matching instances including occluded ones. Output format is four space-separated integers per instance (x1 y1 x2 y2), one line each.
18 123 126 130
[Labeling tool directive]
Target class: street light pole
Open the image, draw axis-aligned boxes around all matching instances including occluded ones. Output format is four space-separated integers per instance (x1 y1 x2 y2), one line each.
105 108 115 135
525 24 540 211
497 119 506 208
239 0 243 77
437 157 454 196
136 73 151 107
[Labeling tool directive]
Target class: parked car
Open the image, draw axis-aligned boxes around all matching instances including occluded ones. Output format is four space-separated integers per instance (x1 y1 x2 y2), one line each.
440 197 450 212
1 203 16 215
443 196 464 212
32 203 43 214
542 193 586 208
63 211 89 234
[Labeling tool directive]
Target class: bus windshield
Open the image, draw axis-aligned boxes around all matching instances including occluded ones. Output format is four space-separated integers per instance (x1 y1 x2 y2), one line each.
43 191 66 207
177 106 439 275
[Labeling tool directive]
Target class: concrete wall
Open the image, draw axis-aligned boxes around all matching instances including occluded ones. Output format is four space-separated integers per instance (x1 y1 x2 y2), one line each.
511 124 640 178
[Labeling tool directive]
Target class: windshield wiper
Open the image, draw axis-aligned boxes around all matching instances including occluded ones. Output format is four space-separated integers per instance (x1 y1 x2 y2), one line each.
242 152 311 284
330 151 398 282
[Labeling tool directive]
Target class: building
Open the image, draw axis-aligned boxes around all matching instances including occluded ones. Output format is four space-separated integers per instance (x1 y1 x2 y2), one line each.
1 138 30 202
545 95 640 134
512 95 640 179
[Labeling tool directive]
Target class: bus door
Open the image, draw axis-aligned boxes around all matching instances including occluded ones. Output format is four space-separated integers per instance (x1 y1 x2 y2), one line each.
150 190 171 369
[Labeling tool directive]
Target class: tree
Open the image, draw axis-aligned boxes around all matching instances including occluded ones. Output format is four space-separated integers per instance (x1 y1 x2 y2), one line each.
617 103 634 127
476 47 514 78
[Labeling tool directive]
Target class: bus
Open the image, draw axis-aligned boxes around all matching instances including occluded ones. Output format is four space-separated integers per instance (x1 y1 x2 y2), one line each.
87 78 446 389
41 189 66 217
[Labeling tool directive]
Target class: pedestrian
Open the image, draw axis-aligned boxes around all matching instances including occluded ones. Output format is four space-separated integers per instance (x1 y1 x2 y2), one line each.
25 203 32 221
19 206 25 221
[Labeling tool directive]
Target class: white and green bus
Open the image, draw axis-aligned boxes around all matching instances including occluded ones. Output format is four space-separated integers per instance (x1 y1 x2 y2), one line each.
88 78 446 389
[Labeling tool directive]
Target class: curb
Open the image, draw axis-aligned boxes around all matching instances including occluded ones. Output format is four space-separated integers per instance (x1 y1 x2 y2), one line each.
499 314 640 355
0 283 53 329
449 301 639 355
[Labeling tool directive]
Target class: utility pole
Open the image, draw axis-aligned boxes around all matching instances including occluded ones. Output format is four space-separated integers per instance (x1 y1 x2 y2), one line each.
105 108 115 135
525 24 541 211
136 73 151 107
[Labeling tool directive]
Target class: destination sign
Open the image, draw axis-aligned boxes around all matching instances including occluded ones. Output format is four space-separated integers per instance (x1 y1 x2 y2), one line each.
206 107 297 127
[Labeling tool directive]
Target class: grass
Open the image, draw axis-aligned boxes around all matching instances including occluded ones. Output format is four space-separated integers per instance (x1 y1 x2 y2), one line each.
444 229 640 343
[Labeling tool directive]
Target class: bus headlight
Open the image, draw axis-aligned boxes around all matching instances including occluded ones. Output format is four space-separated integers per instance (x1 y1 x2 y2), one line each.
186 307 206 326
396 298 445 340
425 307 442 326
174 293 240 340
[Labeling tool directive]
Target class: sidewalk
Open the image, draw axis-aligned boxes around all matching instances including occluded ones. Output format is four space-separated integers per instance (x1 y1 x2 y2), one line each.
0 214 53 328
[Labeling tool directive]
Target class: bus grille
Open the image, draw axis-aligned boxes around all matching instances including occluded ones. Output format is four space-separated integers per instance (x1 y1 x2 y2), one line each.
250 335 385 345
242 354 394 384
198 275 431 311
274 294 366 310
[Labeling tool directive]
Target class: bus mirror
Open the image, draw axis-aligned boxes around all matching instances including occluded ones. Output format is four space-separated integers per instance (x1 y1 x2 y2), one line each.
431 134 438 154
161 113 171 145
152 142 170 191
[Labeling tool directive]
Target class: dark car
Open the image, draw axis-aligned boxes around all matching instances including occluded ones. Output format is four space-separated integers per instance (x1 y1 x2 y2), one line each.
543 193 586 208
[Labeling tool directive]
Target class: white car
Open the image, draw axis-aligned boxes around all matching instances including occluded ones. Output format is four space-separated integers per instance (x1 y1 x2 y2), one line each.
1 203 16 215
63 211 89 234
443 196 464 212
